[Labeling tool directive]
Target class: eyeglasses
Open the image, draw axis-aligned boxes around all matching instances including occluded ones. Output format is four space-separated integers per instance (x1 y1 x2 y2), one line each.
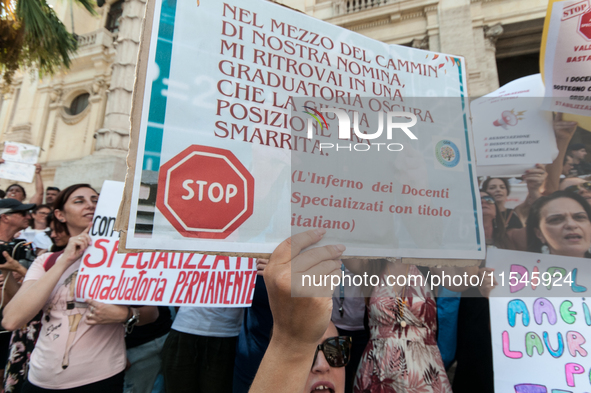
312 336 352 368
481 195 496 205
565 182 591 194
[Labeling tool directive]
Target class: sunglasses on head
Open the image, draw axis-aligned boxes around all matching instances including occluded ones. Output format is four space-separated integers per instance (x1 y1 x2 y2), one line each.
481 195 496 204
565 182 591 194
312 336 352 368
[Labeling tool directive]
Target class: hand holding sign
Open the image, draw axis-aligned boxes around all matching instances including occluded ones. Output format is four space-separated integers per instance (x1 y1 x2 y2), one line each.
553 112 578 141
256 258 268 277
264 228 343 347
85 298 129 325
60 225 92 268
524 164 548 193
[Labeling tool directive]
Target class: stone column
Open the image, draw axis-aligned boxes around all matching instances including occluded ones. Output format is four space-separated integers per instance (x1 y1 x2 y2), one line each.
95 0 146 156
55 0 147 191
437 0 503 96
425 5 440 53
438 0 476 65
482 23 503 91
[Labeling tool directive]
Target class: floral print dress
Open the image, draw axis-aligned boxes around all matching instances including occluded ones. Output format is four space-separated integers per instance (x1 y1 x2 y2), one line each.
354 265 452 393
4 312 43 393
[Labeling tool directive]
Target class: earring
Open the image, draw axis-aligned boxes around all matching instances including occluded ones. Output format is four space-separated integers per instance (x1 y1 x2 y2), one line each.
541 245 550 254
492 219 498 229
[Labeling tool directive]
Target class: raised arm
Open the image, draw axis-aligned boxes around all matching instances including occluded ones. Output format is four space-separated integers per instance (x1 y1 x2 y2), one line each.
249 229 343 393
3 262 68 331
28 164 44 206
514 164 547 224
542 113 578 195
2 227 91 331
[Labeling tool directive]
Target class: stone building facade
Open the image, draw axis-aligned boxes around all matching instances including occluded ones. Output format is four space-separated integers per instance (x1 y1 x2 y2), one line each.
298 0 547 96
0 0 145 193
0 0 547 194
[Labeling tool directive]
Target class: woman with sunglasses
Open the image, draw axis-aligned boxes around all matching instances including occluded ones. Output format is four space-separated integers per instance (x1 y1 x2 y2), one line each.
250 228 345 393
453 191 514 393
1 184 158 392
304 322 350 393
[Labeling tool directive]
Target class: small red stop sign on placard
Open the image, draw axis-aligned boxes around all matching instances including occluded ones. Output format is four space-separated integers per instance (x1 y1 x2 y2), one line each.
580 11 591 40
156 145 254 239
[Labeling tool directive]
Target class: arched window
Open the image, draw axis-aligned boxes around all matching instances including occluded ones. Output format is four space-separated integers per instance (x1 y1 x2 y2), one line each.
106 1 124 33
65 93 90 116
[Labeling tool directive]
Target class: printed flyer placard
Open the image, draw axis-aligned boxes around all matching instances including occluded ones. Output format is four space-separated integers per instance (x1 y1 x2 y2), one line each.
543 0 591 116
471 74 558 177
77 181 257 307
120 0 484 260
487 248 591 392
0 141 40 183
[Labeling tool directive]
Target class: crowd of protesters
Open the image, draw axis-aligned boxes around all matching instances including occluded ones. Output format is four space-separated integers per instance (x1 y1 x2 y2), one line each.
0 111 588 393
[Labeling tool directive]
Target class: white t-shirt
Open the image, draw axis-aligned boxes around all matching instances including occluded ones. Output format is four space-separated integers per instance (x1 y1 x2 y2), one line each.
20 227 46 244
32 230 53 250
24 254 126 389
172 306 244 337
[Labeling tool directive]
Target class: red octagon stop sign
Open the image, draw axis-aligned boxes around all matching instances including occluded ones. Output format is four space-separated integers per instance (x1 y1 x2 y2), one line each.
156 145 254 239
580 11 591 40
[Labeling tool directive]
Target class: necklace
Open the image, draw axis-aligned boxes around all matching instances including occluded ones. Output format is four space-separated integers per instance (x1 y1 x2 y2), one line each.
396 264 411 328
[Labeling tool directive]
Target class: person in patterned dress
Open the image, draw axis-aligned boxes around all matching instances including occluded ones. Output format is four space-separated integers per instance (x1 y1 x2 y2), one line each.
352 261 452 393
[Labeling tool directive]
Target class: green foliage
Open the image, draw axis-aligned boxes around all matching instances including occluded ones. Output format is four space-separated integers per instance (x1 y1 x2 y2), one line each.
0 0 97 87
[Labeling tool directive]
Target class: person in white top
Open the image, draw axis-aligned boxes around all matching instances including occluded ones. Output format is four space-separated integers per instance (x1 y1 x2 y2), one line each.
20 205 52 253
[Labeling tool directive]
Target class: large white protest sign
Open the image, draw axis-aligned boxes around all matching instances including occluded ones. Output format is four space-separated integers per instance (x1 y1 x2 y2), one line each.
77 181 256 307
542 0 591 117
0 141 40 183
487 248 591 392
471 74 558 177
120 0 484 260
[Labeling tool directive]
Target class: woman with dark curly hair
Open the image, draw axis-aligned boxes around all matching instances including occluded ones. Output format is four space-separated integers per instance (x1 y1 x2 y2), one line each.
526 190 591 258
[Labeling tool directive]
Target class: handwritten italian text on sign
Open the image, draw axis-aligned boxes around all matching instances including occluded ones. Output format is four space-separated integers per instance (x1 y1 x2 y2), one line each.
77 181 256 307
488 248 591 392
